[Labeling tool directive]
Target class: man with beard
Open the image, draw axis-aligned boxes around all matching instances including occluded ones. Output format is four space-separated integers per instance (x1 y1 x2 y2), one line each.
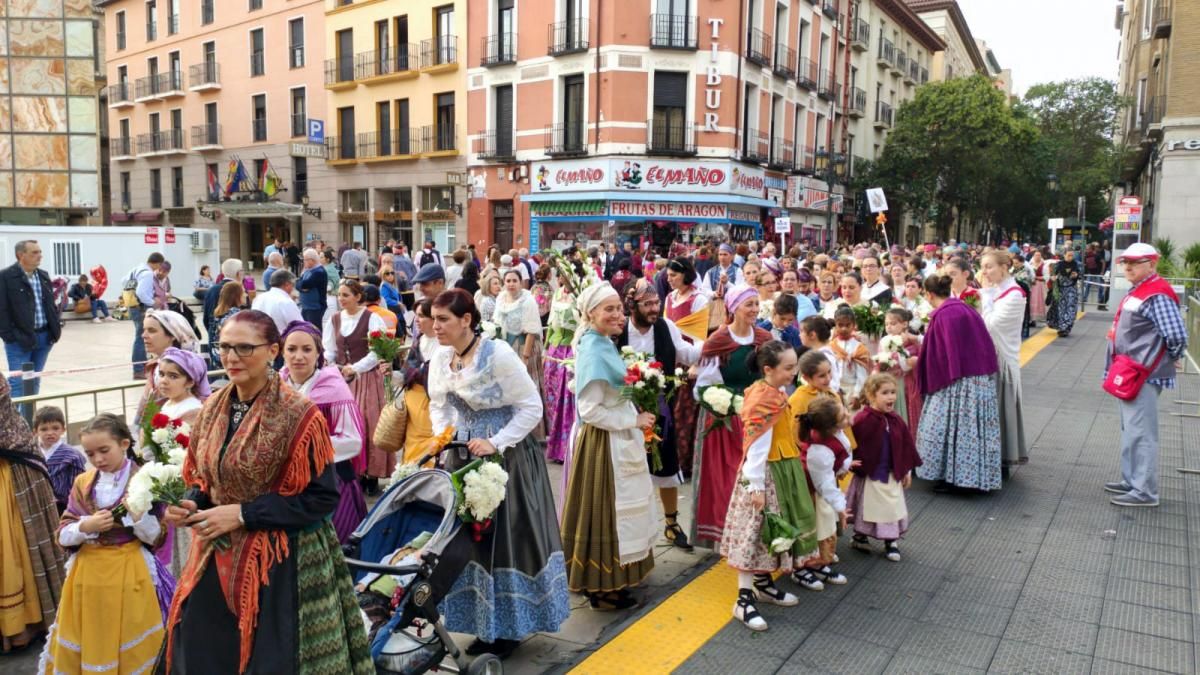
616 279 700 550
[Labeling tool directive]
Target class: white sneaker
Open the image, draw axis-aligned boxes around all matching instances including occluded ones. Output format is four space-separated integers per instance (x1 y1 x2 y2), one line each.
791 569 825 592
734 589 768 631
92 317 102 324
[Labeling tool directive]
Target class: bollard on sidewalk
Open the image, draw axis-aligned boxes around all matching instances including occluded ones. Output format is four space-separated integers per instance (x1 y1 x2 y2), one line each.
19 361 35 424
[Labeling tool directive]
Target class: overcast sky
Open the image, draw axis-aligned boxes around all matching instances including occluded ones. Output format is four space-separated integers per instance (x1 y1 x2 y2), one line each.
957 0 1121 98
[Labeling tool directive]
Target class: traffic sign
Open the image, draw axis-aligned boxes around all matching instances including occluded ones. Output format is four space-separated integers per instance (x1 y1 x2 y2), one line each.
307 119 324 144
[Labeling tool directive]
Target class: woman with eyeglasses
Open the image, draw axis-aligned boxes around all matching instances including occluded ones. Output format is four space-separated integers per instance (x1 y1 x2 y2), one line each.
426 289 569 659
160 311 372 673
323 279 389 494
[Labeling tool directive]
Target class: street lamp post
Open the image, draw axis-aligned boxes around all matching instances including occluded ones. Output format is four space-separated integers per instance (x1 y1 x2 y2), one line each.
1046 173 1060 247
816 148 846 249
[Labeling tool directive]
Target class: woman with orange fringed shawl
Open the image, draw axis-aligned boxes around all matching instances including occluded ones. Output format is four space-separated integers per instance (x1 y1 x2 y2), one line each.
156 311 371 674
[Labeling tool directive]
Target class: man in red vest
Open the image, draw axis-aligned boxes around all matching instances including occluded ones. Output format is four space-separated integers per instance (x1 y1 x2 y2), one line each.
1103 243 1188 507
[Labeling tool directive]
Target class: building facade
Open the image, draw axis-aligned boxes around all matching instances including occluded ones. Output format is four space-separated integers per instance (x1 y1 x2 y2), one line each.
976 39 1012 98
466 0 857 251
323 0 467 255
97 0 334 264
1116 0 1195 249
905 0 984 83
0 0 105 226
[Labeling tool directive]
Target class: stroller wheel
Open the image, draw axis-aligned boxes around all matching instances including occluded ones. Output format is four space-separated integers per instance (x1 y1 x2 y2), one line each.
468 654 503 675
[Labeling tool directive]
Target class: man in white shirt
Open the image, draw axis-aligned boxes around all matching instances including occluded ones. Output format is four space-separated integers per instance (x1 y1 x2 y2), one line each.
251 269 302 335
616 279 700 551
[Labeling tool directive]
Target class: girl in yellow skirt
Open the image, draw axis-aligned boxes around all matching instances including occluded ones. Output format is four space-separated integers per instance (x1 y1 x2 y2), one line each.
39 414 171 675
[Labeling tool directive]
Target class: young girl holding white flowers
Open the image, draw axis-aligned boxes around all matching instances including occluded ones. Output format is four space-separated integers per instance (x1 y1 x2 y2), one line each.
873 308 922 433
722 340 818 632
39 414 173 675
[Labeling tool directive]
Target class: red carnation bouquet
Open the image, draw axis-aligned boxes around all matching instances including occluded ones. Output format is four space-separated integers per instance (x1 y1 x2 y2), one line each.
139 399 191 466
618 347 684 472
368 329 406 401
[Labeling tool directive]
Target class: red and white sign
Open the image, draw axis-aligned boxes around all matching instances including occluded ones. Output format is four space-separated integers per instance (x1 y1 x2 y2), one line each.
165 227 176 244
785 176 844 213
610 201 728 219
531 158 767 198
144 227 159 244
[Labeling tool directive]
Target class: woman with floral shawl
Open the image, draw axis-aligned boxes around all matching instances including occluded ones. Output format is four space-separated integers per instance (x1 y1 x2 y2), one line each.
158 311 371 674
543 263 584 463
0 378 66 654
690 284 772 547
281 320 368 543
560 283 660 611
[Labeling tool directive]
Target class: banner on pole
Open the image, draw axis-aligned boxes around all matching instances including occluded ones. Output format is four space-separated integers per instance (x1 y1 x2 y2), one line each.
866 188 888 213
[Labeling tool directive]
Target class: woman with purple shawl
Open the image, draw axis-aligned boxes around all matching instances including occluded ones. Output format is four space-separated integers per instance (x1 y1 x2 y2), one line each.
280 320 368 542
914 274 1003 492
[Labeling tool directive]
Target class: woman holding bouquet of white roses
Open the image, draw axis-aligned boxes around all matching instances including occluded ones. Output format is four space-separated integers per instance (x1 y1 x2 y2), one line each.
561 282 661 611
426 289 569 660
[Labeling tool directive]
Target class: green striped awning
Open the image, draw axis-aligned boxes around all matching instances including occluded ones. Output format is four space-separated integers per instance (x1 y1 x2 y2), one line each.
531 200 606 217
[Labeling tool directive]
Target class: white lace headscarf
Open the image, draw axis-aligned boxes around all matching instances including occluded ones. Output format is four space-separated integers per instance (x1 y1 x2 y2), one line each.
572 282 619 348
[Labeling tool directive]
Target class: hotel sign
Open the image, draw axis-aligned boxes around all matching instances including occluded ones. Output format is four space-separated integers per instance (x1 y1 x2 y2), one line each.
532 158 766 198
290 142 327 159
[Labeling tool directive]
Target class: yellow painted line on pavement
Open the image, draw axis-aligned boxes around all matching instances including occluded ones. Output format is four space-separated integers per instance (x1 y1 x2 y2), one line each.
574 312 1079 674
571 562 738 674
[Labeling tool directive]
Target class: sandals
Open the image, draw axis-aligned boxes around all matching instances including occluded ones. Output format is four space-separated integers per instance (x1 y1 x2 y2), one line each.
752 573 799 606
587 589 638 611
791 568 825 592
734 588 768 631
811 565 848 585
851 534 872 553
663 514 694 551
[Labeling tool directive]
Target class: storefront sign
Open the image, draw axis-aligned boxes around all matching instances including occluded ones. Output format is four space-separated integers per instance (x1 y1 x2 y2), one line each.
610 201 728 219
785 176 844 214
1166 139 1200 152
289 142 327 159
764 175 789 191
532 158 766 198
705 18 725 132
728 207 761 223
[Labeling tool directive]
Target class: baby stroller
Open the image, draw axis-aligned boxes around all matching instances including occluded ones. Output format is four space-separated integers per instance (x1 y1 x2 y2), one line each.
343 447 500 675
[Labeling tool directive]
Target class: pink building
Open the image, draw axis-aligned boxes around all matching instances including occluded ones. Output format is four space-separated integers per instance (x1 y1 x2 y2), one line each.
98 0 334 263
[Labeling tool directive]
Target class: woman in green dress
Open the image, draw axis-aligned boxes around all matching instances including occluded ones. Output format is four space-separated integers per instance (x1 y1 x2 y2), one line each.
690 284 772 548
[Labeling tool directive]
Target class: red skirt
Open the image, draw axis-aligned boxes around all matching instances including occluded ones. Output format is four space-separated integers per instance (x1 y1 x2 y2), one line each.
690 408 744 547
904 368 923 442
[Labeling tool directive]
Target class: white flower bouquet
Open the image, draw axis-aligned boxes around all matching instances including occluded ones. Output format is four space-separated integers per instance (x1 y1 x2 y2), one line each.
479 320 502 340
697 384 745 440
386 461 421 488
451 457 510 541
872 334 910 370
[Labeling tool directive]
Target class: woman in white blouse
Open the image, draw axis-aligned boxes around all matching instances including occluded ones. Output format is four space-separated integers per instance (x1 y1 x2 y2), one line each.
426 289 569 660
322 279 389 493
980 250 1028 471
493 269 545 391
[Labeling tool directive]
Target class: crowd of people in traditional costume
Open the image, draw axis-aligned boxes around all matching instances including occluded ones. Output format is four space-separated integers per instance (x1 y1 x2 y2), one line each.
12 231 1127 671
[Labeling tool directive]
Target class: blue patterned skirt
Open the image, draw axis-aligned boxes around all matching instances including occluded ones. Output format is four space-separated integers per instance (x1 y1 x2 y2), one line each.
915 374 1002 491
439 436 571 642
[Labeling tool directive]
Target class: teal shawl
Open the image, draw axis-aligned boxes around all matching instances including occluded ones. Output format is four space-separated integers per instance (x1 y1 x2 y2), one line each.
573 328 625 393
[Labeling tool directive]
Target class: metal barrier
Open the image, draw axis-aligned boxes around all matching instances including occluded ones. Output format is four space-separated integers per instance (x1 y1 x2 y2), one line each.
13 370 226 426
1172 296 1200 420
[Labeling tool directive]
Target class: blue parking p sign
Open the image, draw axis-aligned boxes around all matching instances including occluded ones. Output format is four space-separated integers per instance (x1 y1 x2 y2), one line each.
307 119 324 144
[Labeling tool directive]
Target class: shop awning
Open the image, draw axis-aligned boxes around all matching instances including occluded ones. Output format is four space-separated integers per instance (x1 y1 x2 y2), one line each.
530 200 607 217
521 191 776 208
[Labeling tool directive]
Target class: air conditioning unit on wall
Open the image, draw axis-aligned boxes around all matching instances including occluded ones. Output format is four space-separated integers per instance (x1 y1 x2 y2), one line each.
190 230 217 252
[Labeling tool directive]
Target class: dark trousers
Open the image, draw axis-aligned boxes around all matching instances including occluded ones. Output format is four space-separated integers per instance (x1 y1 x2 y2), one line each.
5 328 52 417
302 307 326 330
131 304 147 377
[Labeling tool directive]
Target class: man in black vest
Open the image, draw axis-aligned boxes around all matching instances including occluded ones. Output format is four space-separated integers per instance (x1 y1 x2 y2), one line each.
616 279 700 550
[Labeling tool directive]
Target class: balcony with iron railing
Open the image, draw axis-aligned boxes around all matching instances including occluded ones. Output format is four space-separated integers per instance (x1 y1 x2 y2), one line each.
1141 97 1164 140
355 45 418 81
475 130 516 161
920 66 929 84
646 119 696 156
1153 0 1172 39
110 137 134 159
291 113 307 138
746 28 772 67
191 123 222 150
768 139 793 171
324 56 356 88
895 50 908 76
742 128 769 163
422 123 459 154
168 13 179 35
822 0 838 18
795 144 816 174
157 128 186 154
773 44 796 79
290 45 305 68
250 50 264 77
188 62 220 90
851 19 869 51
874 101 893 129
817 70 838 101
906 61 919 84
481 34 516 67
325 136 356 162
877 38 894 67
649 14 697 50
353 129 423 160
549 19 589 55
797 57 817 90
146 21 157 42
847 87 866 117
133 74 160 100
116 30 126 50
546 122 587 157
108 82 132 107
252 118 267 142
420 36 459 71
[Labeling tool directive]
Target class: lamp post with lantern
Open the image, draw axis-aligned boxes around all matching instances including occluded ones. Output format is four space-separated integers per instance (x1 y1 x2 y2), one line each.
816 148 846 248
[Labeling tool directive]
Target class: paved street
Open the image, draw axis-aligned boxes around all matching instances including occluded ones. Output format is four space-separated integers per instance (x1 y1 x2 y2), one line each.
6 310 1199 674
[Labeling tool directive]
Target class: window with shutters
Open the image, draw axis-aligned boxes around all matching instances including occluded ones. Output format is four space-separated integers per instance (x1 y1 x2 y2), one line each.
563 75 584 150
395 99 410 154
494 85 513 157
652 71 687 150
51 242 82 278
